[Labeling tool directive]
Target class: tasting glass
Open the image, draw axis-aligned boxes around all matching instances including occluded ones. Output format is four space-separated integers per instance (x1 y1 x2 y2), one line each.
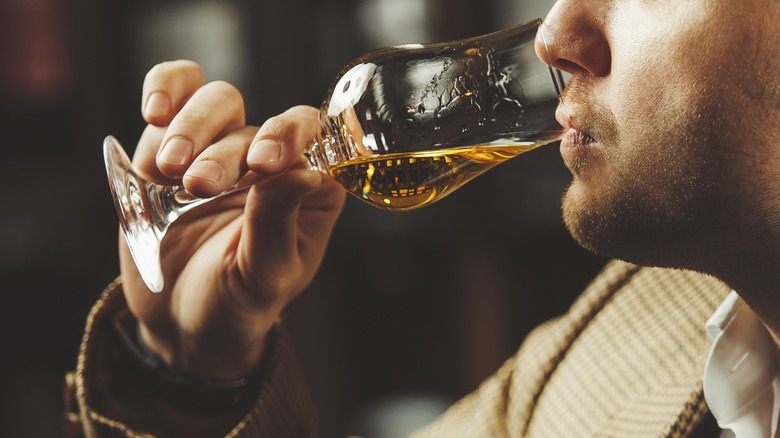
104 18 565 292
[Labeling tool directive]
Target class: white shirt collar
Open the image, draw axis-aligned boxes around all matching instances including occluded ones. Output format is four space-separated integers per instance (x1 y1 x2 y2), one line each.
703 290 780 437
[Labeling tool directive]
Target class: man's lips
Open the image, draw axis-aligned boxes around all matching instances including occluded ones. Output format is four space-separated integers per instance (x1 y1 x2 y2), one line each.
560 127 596 149
556 106 598 166
559 127 595 164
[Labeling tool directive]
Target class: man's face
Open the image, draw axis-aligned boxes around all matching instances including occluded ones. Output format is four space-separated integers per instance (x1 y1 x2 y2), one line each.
537 0 780 269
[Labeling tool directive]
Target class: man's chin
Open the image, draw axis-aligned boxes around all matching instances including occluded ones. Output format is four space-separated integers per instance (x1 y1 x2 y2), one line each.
561 185 646 263
562 209 605 258
562 190 693 270
561 185 607 256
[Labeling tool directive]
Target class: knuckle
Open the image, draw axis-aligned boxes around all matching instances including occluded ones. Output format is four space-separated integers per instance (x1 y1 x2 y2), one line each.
169 59 204 79
260 113 292 137
256 106 319 152
170 111 202 129
284 105 319 120
206 80 241 97
263 107 316 134
144 60 204 87
202 80 245 113
144 63 166 84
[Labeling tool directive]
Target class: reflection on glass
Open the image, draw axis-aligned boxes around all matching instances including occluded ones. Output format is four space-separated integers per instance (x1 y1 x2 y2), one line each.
104 18 565 292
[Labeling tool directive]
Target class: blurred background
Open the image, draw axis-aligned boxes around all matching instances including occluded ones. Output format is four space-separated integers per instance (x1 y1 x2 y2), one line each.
0 0 607 436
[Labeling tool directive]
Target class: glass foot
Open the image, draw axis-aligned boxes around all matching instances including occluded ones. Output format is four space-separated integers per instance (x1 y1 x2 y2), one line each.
103 135 166 292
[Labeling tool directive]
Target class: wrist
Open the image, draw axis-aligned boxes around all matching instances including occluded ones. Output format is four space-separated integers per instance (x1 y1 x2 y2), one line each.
138 322 271 381
113 316 275 415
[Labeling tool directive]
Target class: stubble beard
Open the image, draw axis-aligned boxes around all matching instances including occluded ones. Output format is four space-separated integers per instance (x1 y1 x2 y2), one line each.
558 96 726 271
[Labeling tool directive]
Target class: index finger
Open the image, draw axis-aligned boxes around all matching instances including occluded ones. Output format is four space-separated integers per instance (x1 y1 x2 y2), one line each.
141 60 206 126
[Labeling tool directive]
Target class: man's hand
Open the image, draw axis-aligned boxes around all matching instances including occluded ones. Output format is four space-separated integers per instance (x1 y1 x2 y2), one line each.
119 60 346 381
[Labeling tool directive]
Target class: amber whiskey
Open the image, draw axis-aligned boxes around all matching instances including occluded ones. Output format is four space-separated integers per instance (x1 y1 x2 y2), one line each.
329 145 539 210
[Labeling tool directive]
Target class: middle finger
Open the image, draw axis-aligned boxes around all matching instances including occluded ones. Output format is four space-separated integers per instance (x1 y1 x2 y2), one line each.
156 80 246 178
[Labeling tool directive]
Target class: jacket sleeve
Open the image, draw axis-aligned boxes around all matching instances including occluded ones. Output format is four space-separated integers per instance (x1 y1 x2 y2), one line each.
409 317 566 438
65 279 317 438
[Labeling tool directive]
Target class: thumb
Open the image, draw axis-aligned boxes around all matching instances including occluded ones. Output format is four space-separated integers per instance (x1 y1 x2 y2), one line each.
237 169 324 296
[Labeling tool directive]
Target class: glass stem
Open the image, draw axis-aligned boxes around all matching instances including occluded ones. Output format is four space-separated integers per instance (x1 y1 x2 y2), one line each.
154 138 330 226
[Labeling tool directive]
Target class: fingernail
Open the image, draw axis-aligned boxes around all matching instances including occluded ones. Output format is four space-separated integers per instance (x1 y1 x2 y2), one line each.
159 137 194 166
248 138 281 165
186 161 223 183
144 91 171 119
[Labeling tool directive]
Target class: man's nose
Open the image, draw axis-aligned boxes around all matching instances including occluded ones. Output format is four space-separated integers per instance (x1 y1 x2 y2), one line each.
534 0 611 78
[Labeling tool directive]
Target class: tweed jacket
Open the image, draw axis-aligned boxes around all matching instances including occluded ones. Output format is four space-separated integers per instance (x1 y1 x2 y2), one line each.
65 260 731 437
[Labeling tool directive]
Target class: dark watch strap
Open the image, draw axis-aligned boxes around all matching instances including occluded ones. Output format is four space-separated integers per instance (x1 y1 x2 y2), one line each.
113 319 262 415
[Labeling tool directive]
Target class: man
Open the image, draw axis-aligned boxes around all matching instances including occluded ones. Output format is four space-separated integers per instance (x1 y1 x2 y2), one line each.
66 0 780 436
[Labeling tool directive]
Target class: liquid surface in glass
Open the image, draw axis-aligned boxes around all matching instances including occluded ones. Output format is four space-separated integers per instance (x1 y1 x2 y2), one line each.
330 144 539 210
